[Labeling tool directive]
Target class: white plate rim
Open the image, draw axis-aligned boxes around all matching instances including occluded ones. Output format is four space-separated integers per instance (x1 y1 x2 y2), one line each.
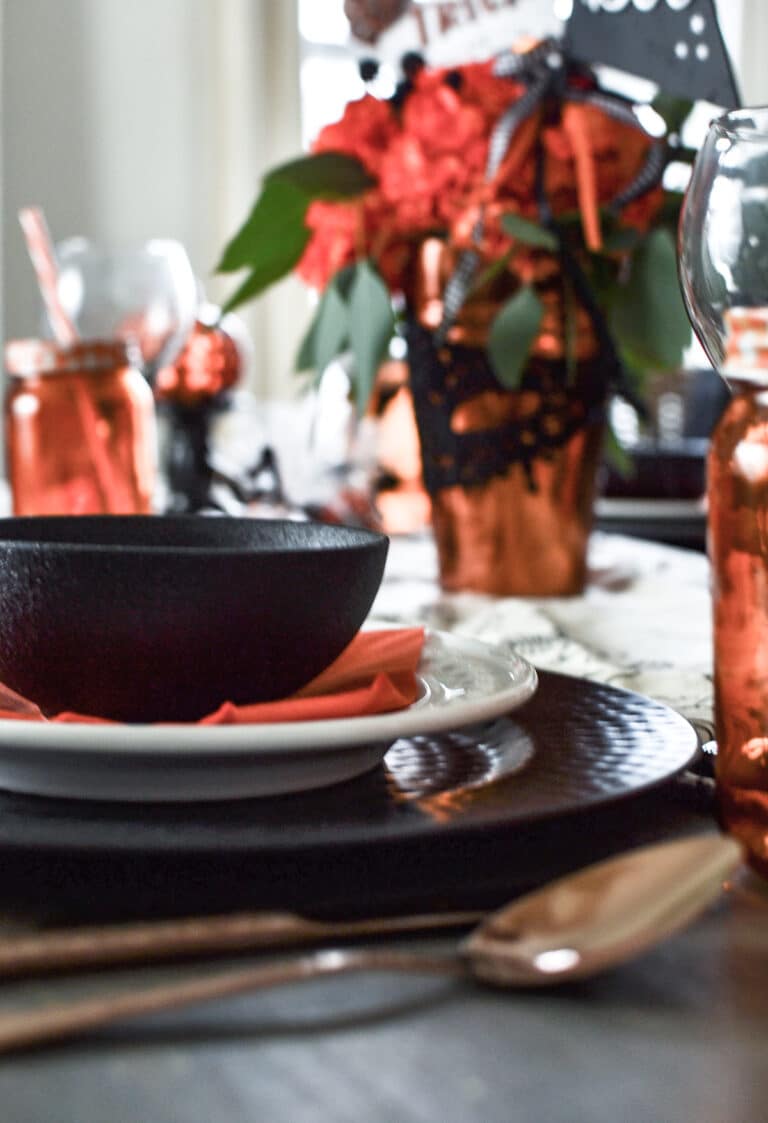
0 631 538 758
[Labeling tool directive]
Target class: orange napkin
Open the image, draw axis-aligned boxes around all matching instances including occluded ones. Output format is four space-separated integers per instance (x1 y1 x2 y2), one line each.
0 627 426 726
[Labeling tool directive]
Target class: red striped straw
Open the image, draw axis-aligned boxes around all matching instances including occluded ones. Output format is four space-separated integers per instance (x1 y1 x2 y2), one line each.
18 206 79 345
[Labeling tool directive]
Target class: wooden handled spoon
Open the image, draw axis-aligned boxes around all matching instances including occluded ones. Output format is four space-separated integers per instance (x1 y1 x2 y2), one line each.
0 832 744 1054
0 907 483 978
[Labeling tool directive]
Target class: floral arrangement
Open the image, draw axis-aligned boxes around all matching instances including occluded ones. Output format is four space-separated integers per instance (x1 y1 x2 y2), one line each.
217 41 691 420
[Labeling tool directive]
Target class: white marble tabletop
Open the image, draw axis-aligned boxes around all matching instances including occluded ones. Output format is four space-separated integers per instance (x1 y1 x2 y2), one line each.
373 530 714 732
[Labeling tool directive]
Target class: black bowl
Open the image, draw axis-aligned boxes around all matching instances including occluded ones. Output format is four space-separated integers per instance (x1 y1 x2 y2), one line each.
0 516 389 722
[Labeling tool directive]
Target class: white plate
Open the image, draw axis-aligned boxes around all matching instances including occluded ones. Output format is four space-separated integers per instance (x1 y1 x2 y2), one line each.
0 632 537 802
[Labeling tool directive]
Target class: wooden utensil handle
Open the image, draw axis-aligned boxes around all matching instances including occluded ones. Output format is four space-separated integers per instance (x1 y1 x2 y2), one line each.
0 909 481 978
0 948 463 1055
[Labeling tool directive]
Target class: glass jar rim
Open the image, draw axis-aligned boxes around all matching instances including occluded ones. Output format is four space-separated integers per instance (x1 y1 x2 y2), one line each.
4 338 138 377
712 106 768 142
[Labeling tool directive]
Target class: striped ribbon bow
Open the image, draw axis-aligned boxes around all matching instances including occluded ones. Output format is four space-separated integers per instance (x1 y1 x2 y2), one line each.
436 37 668 354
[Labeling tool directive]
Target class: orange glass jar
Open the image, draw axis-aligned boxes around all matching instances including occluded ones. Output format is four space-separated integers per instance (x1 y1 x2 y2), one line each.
4 339 156 515
708 379 768 878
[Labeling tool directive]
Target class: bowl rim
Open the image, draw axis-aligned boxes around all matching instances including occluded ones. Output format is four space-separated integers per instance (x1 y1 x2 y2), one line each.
0 516 389 557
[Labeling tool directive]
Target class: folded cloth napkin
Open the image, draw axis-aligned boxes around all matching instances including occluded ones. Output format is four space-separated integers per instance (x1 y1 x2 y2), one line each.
0 627 426 726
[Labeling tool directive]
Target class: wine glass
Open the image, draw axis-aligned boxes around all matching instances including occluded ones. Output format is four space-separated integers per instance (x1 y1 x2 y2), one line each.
678 106 768 878
679 106 768 370
55 237 198 380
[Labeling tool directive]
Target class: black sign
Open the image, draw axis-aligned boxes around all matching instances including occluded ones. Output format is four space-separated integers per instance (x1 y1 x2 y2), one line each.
565 0 740 108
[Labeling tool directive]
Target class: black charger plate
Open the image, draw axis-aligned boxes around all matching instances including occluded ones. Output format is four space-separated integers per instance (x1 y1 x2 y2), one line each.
0 671 697 859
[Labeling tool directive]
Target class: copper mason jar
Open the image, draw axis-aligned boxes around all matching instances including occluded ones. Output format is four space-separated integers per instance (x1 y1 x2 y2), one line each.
4 339 156 515
408 239 605 597
708 378 768 877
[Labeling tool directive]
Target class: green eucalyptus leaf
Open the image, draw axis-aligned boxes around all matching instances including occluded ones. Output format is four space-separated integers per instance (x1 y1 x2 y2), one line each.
500 212 559 251
488 285 544 389
217 179 310 279
603 423 635 479
600 227 641 254
294 264 367 375
266 152 376 198
608 228 691 371
329 262 359 300
348 260 394 414
313 281 350 375
470 250 514 294
295 306 320 372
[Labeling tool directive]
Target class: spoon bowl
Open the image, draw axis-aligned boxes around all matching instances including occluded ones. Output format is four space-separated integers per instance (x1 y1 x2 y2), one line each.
462 831 743 987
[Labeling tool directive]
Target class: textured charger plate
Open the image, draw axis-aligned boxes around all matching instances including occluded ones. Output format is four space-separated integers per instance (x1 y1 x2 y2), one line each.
0 671 697 855
0 631 537 801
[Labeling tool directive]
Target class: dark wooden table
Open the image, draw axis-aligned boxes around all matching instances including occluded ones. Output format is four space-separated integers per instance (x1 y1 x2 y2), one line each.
0 853 765 1123
0 533 765 1122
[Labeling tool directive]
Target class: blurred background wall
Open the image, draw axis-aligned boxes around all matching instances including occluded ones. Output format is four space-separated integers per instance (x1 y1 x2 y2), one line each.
1 0 767 402
1 0 304 398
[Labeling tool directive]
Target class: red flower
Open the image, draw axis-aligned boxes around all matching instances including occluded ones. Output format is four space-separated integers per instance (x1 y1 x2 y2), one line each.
621 185 665 235
454 59 524 126
298 201 361 289
403 71 488 159
313 94 397 175
378 135 441 230
295 53 668 302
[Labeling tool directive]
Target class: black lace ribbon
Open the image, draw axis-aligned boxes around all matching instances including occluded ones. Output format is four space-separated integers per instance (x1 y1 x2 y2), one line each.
406 319 607 495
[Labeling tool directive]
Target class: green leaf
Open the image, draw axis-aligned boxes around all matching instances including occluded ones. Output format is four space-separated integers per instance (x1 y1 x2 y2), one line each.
294 264 367 375
313 281 350 375
668 145 698 165
500 213 559 251
488 285 544 389
348 260 394 414
216 153 374 315
554 210 584 230
217 178 310 279
657 190 685 228
265 152 376 199
651 94 693 137
219 233 306 315
328 262 359 300
603 422 635 478
295 307 319 373
470 249 514 294
599 226 641 254
608 228 691 371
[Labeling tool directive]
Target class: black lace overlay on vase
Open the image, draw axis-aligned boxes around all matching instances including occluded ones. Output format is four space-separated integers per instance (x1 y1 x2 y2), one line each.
405 319 610 495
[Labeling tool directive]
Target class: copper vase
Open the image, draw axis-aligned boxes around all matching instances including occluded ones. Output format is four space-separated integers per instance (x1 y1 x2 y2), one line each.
406 239 607 597
430 420 604 596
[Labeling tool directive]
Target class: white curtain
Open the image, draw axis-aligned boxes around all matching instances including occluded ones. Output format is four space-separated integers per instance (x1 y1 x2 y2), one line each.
0 0 305 398
735 0 768 104
209 0 308 398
